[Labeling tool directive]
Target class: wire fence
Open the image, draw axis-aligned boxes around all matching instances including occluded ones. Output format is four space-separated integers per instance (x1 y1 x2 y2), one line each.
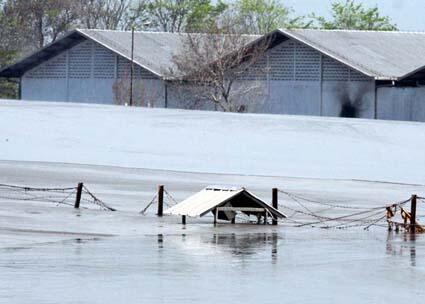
0 183 115 211
140 188 179 214
3 181 422 232
277 189 418 231
139 187 425 231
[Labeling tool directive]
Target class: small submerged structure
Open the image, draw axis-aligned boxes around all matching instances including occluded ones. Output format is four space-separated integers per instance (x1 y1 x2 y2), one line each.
165 186 286 225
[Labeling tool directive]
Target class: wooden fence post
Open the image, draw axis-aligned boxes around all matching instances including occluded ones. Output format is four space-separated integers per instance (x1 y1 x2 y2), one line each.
157 185 164 217
411 194 417 233
74 182 83 209
272 188 278 225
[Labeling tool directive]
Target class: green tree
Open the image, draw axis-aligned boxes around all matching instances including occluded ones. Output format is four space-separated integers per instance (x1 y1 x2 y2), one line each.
312 0 397 31
0 1 20 98
145 0 227 33
233 0 310 34
0 49 19 99
185 0 227 32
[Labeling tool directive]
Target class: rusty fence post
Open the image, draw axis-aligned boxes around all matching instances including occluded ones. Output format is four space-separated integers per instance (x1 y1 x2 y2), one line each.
157 185 164 217
74 182 83 209
272 188 278 225
411 194 417 233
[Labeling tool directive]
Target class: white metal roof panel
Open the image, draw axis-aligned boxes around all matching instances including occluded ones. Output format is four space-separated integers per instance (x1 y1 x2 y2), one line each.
165 186 286 218
165 188 245 217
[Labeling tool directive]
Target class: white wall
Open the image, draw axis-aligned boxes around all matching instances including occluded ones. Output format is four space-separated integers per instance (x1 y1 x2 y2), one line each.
22 40 165 106
378 86 425 121
20 36 425 122
22 78 67 102
322 81 375 118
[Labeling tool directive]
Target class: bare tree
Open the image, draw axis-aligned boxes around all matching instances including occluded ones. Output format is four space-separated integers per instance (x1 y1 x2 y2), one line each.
171 20 271 112
76 0 149 30
112 67 162 107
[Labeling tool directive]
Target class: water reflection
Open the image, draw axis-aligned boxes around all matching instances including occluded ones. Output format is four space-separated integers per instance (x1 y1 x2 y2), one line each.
157 234 164 250
209 233 280 262
386 232 417 267
156 232 281 263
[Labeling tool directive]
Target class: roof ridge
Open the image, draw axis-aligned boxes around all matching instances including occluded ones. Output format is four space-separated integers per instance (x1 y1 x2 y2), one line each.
283 28 425 35
78 28 179 34
78 28 261 37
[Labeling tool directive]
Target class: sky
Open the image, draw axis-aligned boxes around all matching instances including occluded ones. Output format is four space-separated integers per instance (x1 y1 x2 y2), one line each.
285 0 425 31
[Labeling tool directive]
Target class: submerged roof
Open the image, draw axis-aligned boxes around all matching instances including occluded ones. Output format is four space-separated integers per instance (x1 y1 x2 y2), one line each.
276 29 425 80
165 186 286 219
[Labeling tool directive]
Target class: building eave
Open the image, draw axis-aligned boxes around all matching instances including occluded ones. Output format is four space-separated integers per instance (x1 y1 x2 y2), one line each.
0 30 85 78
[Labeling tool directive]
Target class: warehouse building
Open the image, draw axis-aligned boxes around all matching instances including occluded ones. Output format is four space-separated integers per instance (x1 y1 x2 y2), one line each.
1 28 425 121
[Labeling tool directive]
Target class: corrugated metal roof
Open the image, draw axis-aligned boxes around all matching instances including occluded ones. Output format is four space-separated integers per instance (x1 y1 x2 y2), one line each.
278 29 425 80
0 29 259 78
77 29 186 77
3 28 425 80
77 29 260 77
164 186 286 219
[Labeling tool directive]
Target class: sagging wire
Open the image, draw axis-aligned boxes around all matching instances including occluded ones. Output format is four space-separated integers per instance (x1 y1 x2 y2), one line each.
140 194 157 215
0 183 116 211
278 188 415 230
82 186 116 211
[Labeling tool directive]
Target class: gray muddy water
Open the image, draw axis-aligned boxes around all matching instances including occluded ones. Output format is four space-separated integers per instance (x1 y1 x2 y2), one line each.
1 228 424 304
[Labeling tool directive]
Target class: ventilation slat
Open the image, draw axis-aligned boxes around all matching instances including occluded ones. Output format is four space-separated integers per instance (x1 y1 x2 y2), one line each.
323 56 349 81
269 41 295 81
349 69 370 81
69 41 92 79
94 45 115 79
295 43 320 81
117 57 157 79
26 53 67 79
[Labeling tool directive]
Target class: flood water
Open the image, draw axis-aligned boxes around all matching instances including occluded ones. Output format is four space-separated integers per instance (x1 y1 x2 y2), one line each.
1 161 425 303
1 228 424 304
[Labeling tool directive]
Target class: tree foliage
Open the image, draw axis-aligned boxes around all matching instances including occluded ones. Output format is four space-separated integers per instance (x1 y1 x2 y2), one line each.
312 0 397 31
233 0 309 34
145 0 227 32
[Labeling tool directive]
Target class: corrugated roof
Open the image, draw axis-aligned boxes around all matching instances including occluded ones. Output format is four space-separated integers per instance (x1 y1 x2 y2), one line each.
277 29 425 80
0 29 259 78
77 29 260 77
77 29 186 77
3 28 425 80
164 186 286 219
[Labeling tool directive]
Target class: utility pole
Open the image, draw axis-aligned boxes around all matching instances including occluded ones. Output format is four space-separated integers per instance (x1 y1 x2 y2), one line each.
129 26 135 106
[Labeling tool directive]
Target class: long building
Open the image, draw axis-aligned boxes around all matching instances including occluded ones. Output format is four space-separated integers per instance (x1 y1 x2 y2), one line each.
2 28 425 121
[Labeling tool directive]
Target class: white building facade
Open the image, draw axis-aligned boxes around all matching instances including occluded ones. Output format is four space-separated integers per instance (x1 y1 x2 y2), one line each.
2 28 425 122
